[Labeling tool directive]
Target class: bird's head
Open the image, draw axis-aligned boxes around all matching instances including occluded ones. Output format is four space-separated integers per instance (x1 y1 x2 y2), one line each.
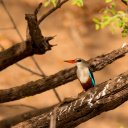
64 58 87 67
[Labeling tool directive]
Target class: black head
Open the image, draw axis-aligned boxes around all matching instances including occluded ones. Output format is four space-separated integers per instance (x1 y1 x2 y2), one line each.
75 58 82 62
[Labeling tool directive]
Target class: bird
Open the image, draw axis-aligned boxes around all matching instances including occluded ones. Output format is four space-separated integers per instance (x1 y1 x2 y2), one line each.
64 58 95 92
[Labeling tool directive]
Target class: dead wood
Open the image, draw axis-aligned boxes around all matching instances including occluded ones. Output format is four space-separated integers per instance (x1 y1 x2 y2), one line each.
12 70 128 128
0 2 55 71
0 104 57 128
0 45 127 103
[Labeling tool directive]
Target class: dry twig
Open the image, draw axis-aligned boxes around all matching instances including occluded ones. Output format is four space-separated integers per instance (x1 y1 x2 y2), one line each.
38 0 69 24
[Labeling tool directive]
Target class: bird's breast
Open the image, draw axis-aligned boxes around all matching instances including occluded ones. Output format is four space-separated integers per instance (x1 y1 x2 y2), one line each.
77 67 89 84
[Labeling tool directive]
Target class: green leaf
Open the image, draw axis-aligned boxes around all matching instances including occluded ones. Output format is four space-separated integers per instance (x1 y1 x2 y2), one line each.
122 29 127 33
103 19 110 25
76 0 83 7
110 9 117 15
71 0 76 5
123 0 128 1
117 11 125 14
93 18 100 23
105 0 112 3
114 22 120 28
101 22 105 29
122 34 126 37
120 126 124 128
111 3 115 8
124 25 128 29
44 1 50 7
95 24 100 30
71 0 76 4
110 27 114 34
101 15 110 19
104 9 109 14
51 0 56 7
118 20 123 27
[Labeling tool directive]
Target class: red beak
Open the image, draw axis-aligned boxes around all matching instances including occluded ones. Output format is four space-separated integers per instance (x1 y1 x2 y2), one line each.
64 60 76 63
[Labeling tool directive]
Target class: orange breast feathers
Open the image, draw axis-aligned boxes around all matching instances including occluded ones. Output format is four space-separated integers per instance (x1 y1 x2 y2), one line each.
80 76 93 91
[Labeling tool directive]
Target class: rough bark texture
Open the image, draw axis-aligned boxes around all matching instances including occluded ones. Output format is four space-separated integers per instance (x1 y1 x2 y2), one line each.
12 70 128 128
0 13 54 71
25 14 52 54
0 1 128 127
0 41 33 71
0 45 128 103
0 104 57 128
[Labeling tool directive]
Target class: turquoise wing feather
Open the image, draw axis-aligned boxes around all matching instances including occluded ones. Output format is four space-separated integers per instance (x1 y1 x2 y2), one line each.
89 69 95 87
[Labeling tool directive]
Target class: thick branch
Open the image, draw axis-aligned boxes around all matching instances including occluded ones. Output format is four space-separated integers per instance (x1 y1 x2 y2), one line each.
0 104 57 128
0 45 128 103
25 14 52 54
0 41 33 71
0 36 55 71
12 70 128 128
0 3 56 71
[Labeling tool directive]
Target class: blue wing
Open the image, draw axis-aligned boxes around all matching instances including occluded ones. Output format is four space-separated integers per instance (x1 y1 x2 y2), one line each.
89 69 95 87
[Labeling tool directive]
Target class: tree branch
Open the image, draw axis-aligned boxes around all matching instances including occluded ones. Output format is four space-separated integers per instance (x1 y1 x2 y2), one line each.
0 43 43 76
38 0 69 24
0 1 57 71
34 3 43 16
0 104 37 110
1 0 24 42
0 104 57 128
121 0 127 6
0 41 33 71
0 45 128 103
0 36 56 71
12 70 128 128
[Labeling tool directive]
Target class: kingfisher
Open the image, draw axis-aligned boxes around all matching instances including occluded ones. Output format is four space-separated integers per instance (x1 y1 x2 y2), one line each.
65 58 95 92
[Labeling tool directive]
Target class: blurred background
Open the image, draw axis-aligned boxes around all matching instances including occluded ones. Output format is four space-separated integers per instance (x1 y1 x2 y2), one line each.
0 0 128 128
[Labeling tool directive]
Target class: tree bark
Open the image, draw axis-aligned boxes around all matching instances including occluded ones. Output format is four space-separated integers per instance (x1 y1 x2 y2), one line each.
0 104 57 128
0 45 128 103
0 12 54 71
0 41 33 71
12 70 128 128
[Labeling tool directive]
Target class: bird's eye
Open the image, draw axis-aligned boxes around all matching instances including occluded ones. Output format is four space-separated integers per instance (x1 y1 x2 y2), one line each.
77 59 81 62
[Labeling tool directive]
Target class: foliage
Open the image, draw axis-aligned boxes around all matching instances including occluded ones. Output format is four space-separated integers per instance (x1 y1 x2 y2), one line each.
44 0 128 37
44 0 83 7
93 0 128 37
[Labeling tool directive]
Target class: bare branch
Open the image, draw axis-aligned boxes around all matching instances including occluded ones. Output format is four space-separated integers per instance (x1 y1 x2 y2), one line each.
53 88 62 103
50 107 57 128
16 63 43 77
121 0 128 6
0 27 15 30
31 56 62 102
0 104 57 128
31 56 46 77
0 41 33 71
0 43 43 76
0 45 128 103
38 0 69 24
12 70 128 128
0 0 62 103
0 104 37 110
34 3 43 16
1 0 24 42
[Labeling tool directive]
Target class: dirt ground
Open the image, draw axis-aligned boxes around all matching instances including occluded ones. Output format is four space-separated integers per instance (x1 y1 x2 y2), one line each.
0 0 128 128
